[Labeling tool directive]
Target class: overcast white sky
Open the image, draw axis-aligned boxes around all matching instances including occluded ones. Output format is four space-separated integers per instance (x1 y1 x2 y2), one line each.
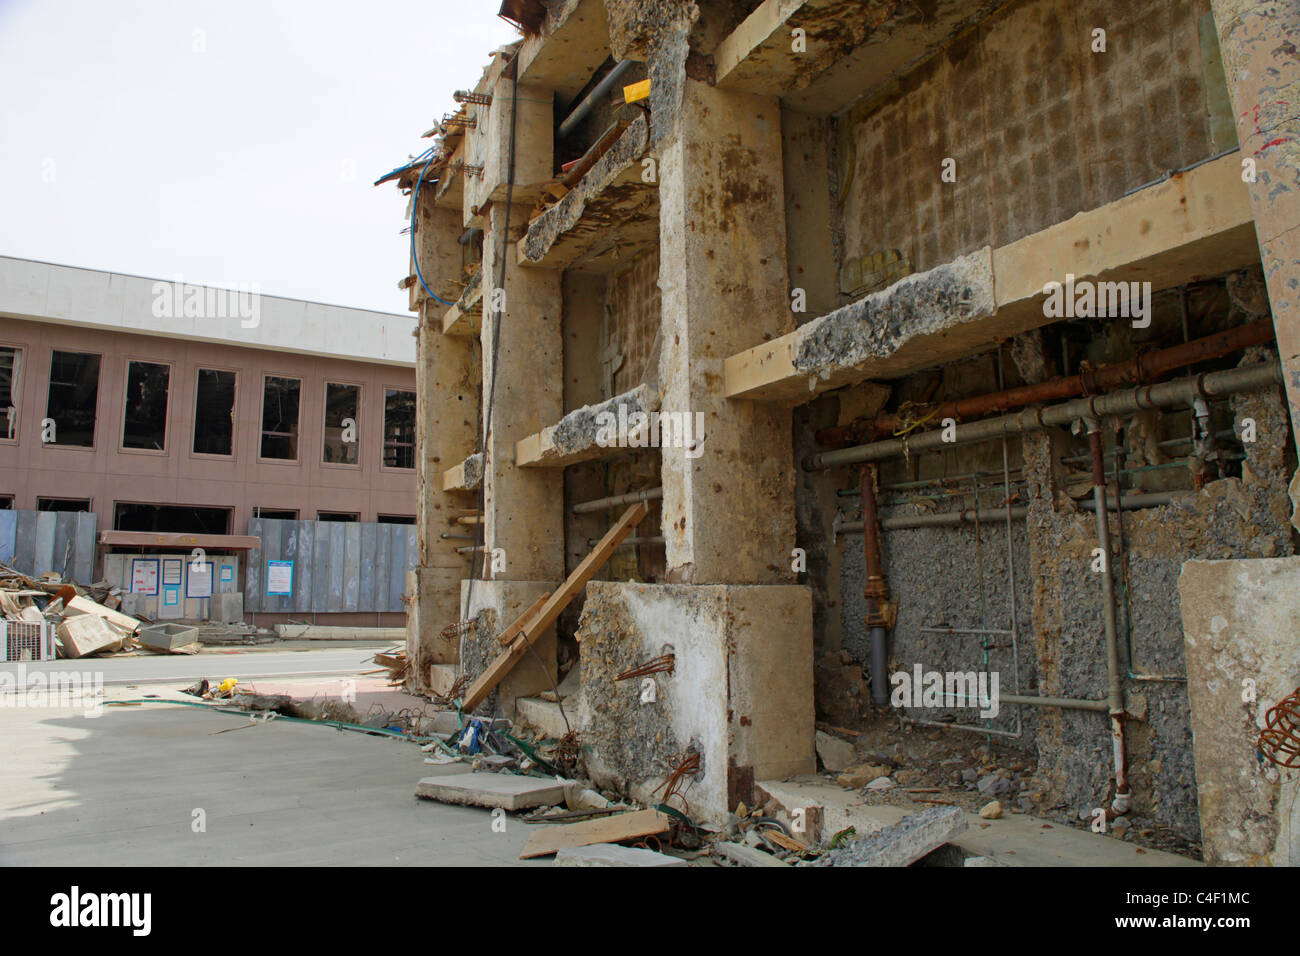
0 0 519 314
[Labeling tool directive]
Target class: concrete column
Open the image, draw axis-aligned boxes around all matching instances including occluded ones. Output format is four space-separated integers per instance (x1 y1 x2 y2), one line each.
411 201 478 686
478 203 565 581
656 79 797 584
1211 0 1300 523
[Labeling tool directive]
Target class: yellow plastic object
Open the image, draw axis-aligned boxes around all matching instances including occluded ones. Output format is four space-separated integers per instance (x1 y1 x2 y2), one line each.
622 79 650 104
217 678 237 695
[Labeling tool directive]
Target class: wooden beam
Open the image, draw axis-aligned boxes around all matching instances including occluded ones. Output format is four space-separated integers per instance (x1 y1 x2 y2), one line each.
496 592 550 646
442 302 482 337
460 502 649 712
519 808 671 859
723 152 1260 401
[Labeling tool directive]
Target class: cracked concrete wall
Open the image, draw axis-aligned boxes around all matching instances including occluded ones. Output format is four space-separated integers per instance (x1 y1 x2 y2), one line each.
606 248 661 395
834 330 1293 840
1180 554 1300 866
836 0 1221 279
576 580 814 820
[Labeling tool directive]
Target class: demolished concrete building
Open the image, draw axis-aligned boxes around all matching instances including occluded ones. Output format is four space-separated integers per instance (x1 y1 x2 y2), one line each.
387 0 1300 862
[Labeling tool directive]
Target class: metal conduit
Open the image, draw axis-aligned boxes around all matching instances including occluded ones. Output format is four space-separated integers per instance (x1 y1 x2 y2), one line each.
804 362 1282 471
835 492 1175 533
571 487 663 514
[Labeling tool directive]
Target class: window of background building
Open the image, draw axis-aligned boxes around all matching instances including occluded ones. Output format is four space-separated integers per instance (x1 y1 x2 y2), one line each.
253 508 298 520
113 503 231 535
378 514 415 525
0 347 21 440
317 511 358 522
193 368 236 456
45 350 100 447
36 497 91 511
382 388 415 469
323 382 359 465
260 375 301 460
0 496 12 509
122 360 170 450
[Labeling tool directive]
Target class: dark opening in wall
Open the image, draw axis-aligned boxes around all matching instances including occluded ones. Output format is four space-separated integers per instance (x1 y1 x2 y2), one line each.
194 368 236 456
260 375 301 460
37 497 90 512
378 514 415 525
113 503 231 535
253 508 297 520
383 388 415 469
317 511 358 522
323 382 360 464
122 361 170 450
0 495 12 509
46 350 100 447
0 346 21 440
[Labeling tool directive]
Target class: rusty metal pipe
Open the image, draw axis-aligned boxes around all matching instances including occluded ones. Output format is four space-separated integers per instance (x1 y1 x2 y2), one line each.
1086 422 1131 815
815 319 1275 447
860 465 892 706
805 362 1282 470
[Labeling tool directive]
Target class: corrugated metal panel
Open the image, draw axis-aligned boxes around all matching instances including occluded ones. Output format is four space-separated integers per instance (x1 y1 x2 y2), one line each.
246 516 265 611
0 511 16 565
244 518 416 613
3 510 97 581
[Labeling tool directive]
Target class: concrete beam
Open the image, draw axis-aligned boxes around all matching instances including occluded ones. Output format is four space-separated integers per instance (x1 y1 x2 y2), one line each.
724 152 1260 402
517 115 657 273
516 0 613 101
463 77 555 229
516 383 658 468
716 0 1007 115
442 453 483 493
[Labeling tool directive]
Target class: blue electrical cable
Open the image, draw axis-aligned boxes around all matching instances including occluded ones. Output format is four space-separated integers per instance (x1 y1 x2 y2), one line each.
408 146 455 306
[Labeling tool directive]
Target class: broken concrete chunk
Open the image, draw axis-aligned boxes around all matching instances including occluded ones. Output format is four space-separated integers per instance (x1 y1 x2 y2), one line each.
414 774 568 811
815 730 855 773
713 841 790 867
837 763 891 788
55 615 125 659
979 801 1003 820
815 805 968 867
554 843 686 867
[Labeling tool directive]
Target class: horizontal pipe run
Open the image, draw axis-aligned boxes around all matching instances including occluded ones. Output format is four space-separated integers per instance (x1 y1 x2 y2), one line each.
999 693 1110 712
557 60 635 139
585 535 665 547
836 492 1176 533
805 362 1281 471
816 319 1274 447
571 487 663 514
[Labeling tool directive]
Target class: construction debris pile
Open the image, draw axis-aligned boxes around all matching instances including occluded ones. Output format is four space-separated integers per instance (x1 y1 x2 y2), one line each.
0 563 264 659
409 699 982 866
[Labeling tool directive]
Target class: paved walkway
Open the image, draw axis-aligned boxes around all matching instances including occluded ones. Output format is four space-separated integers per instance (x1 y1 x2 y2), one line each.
0 651 539 866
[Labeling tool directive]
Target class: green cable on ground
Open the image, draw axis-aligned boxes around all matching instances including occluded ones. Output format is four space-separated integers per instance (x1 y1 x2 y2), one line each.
110 697 434 742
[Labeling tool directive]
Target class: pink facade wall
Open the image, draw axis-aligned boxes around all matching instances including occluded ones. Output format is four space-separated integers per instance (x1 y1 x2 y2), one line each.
0 317 417 532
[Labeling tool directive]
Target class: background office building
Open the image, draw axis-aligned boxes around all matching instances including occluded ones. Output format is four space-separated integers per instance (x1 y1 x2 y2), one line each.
0 256 418 624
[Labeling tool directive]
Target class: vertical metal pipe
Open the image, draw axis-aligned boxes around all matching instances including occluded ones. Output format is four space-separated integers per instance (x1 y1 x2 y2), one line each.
860 464 892 706
1087 421 1130 814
